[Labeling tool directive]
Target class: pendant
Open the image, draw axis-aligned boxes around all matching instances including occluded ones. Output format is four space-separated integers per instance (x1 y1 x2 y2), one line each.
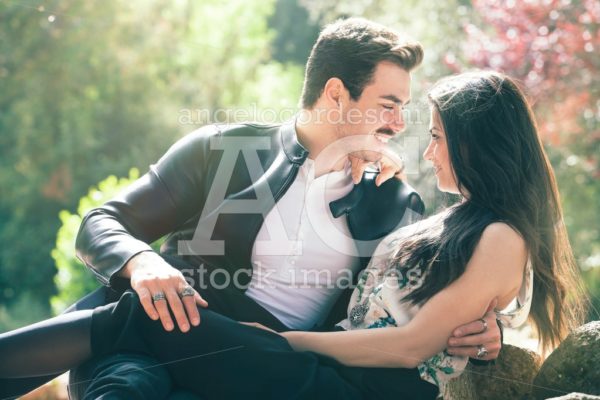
349 302 369 327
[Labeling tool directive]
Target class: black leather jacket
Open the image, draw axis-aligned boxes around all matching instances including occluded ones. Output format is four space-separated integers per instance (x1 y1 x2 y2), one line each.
75 120 424 326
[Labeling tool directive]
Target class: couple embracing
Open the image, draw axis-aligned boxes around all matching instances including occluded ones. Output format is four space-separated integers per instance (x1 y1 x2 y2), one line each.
0 18 586 400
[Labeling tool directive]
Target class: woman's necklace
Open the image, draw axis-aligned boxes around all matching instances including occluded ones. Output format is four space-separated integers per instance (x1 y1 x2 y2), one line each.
349 299 370 326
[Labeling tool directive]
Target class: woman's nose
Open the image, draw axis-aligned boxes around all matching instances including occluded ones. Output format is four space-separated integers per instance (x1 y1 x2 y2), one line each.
423 140 433 161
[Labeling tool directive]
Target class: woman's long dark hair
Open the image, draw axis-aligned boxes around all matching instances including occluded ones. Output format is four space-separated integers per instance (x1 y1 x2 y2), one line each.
394 71 587 351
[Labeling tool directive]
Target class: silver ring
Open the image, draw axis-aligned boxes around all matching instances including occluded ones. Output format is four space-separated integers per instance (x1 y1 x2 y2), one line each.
179 286 195 298
476 345 489 359
152 292 167 302
479 318 488 332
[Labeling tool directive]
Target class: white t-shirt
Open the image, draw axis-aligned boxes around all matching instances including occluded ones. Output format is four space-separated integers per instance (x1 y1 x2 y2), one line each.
246 158 361 330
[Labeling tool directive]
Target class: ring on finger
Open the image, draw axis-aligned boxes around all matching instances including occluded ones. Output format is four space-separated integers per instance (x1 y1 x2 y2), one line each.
152 292 167 302
476 345 489 359
479 318 488 332
179 286 195 298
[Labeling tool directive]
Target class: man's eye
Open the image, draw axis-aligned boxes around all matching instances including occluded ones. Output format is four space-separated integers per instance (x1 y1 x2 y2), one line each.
382 104 394 110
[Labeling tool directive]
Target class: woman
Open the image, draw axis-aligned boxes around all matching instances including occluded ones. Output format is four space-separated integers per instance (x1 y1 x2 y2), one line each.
0 71 587 399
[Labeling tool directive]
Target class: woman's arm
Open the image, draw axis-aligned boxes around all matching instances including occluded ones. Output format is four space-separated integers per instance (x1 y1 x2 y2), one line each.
283 223 527 368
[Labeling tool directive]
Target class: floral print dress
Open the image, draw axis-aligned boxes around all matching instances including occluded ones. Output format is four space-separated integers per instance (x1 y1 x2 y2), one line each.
336 224 534 392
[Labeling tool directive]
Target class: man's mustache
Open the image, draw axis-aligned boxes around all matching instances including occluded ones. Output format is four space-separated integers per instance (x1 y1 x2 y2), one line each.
376 128 395 136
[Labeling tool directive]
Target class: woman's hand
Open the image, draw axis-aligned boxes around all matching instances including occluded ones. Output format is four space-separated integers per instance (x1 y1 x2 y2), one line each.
446 299 502 360
239 321 281 335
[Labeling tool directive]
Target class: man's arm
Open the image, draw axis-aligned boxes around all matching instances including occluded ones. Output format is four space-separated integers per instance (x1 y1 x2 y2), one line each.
76 126 219 331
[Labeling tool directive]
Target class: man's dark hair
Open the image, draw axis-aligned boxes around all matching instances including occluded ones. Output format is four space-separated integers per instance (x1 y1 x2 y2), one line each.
300 18 424 109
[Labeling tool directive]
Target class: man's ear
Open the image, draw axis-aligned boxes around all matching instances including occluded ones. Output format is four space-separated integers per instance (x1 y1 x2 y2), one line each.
322 77 347 108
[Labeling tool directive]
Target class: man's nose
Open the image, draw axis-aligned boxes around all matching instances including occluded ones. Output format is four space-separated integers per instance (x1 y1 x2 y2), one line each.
389 108 406 134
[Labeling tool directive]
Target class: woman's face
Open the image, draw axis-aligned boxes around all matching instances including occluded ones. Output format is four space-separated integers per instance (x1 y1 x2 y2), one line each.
423 109 459 194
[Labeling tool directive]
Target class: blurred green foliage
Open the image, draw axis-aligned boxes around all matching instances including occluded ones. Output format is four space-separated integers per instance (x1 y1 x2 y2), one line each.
50 168 140 314
0 0 303 329
0 0 598 330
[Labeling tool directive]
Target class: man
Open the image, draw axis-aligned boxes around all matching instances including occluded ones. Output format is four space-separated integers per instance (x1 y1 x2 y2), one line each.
18 18 501 399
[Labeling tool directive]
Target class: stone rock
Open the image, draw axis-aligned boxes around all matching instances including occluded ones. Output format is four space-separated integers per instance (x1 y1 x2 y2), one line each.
546 393 600 400
533 321 600 400
443 344 542 400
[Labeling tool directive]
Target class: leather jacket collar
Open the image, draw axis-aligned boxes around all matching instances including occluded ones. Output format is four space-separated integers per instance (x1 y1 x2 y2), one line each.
280 118 309 164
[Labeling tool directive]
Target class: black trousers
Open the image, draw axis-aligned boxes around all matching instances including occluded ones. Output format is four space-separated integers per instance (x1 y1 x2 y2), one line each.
4 254 438 399
89 290 438 400
1 253 287 400
70 253 292 399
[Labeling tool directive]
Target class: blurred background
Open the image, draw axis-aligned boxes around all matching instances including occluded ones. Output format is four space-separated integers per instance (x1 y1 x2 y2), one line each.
0 0 598 355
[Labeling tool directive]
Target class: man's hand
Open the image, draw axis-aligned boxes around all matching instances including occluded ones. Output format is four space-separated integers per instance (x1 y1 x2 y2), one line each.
349 155 406 186
446 299 501 361
123 252 208 333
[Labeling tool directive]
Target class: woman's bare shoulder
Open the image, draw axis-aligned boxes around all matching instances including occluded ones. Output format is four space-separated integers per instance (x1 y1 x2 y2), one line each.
465 222 528 297
480 222 527 255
